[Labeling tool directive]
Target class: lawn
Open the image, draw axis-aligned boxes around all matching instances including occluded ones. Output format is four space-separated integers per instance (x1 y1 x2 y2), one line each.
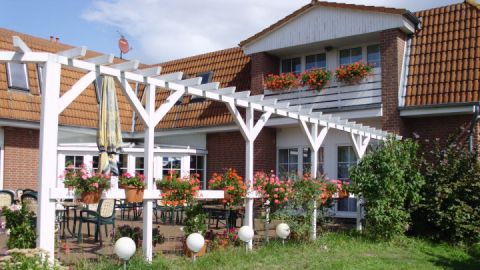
74 233 480 270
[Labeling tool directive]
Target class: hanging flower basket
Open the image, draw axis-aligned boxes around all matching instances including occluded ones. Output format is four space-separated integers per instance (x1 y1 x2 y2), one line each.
121 185 145 203
209 169 247 207
81 190 103 204
156 172 201 206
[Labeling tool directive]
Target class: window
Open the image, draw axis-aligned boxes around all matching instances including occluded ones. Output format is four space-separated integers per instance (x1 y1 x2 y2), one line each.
278 148 299 180
92 156 99 171
305 53 326 70
281 57 301 74
339 47 362 65
302 147 324 176
190 155 206 188
337 146 358 212
198 71 213 84
162 156 181 177
135 157 144 175
65 155 84 169
367 45 381 67
6 62 29 91
117 154 129 174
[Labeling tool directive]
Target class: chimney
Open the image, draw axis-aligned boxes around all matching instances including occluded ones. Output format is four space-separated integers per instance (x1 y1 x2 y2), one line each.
55 37 59 44
50 36 54 43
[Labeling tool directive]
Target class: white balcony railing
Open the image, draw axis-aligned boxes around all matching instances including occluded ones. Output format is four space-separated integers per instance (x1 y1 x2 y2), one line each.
264 67 381 112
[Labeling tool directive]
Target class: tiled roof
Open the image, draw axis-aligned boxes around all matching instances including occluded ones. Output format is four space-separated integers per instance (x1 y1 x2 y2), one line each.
135 48 251 131
239 0 410 47
0 28 136 131
405 1 480 106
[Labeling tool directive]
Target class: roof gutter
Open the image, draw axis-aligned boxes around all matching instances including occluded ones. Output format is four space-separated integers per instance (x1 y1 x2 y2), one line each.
400 104 477 117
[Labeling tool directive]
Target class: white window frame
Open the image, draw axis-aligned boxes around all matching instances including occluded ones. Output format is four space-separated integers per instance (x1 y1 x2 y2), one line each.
6 62 29 91
189 154 207 189
335 144 358 213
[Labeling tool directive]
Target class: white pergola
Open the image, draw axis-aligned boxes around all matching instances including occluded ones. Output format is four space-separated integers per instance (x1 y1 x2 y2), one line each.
0 36 393 262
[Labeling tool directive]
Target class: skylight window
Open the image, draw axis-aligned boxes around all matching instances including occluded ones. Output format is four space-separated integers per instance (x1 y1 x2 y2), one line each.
6 62 29 91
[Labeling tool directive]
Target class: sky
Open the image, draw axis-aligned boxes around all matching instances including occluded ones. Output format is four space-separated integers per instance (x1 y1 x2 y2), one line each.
0 0 460 64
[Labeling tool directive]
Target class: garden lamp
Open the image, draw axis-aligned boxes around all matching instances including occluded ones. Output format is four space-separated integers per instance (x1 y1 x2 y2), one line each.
186 233 205 262
276 223 290 245
238 226 254 251
114 237 136 270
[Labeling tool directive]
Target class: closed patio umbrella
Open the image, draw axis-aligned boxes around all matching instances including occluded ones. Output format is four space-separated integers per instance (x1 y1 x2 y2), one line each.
97 76 123 176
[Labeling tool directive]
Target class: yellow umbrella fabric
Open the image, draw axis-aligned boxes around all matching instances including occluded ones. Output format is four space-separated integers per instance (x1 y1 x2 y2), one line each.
97 76 123 175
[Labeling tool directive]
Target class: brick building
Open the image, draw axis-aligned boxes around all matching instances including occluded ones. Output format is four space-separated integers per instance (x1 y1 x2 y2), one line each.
0 1 478 217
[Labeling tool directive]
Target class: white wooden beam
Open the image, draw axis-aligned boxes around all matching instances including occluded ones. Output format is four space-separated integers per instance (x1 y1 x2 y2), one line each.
216 87 236 95
110 60 140 71
229 90 251 98
195 82 220 91
135 66 161 77
155 72 183 82
58 71 96 113
350 133 371 158
173 77 202 87
58 46 87 59
12 36 31 53
226 101 249 140
152 89 185 125
251 111 272 140
115 75 150 127
85 54 114 65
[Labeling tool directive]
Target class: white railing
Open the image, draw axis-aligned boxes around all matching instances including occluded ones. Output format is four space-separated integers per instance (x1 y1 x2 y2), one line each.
264 67 381 111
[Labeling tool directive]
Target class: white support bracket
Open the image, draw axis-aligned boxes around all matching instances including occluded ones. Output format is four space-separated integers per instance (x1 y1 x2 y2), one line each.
299 120 329 152
225 102 272 141
115 74 150 127
152 88 185 125
58 71 96 114
350 132 371 159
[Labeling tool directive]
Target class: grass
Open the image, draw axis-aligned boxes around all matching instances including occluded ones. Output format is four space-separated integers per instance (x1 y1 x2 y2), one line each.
74 233 480 270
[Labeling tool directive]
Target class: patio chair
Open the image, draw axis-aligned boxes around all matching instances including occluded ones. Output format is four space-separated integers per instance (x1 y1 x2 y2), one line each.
77 199 115 243
21 192 38 215
0 190 15 209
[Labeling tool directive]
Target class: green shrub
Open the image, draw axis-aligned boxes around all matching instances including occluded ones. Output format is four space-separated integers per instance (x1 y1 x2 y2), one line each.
413 135 480 245
183 202 207 236
349 137 424 240
2 203 37 249
0 248 66 270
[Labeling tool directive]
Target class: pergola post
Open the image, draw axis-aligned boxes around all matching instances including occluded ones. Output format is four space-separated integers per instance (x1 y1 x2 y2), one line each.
350 132 371 231
142 83 155 262
299 120 328 241
37 58 61 261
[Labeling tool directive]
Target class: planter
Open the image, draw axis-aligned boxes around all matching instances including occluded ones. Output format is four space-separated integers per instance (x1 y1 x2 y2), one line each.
338 189 349 199
80 190 102 204
183 239 210 257
121 185 144 203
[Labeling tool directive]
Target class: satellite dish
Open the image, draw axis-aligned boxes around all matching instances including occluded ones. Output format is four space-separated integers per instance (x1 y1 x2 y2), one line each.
118 35 130 54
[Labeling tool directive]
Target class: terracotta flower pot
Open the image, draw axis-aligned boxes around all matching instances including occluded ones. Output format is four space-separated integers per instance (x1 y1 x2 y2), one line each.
121 185 144 203
217 238 229 249
338 189 349 199
81 190 102 204
183 239 209 257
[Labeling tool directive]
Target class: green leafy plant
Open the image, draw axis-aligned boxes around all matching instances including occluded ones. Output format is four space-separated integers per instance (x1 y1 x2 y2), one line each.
349 137 424 240
112 224 165 247
253 171 292 211
209 169 247 208
0 248 66 270
119 172 145 189
335 61 373 84
183 202 207 236
156 172 201 207
2 203 36 249
413 133 480 245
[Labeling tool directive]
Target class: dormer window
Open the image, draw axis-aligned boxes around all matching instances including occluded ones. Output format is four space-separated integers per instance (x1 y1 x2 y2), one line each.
339 47 362 65
281 57 301 74
198 71 213 84
6 62 29 91
305 53 326 70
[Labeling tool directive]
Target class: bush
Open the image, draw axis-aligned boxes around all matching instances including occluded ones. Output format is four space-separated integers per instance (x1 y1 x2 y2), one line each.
0 248 66 270
413 135 480 245
349 137 424 240
2 203 37 249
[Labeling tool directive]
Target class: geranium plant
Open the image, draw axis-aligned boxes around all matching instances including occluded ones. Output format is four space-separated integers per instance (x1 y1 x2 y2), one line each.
264 73 298 91
253 171 292 210
209 168 247 207
156 172 201 206
119 172 146 189
335 61 373 84
300 68 332 91
62 164 111 196
2 203 36 249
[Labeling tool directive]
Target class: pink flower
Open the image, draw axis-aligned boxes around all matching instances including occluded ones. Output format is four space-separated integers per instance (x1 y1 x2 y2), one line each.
274 194 278 198
92 182 99 188
81 174 88 180
67 164 75 169
274 199 280 204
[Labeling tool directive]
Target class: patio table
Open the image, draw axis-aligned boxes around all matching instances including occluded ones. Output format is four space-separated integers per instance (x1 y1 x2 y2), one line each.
203 205 243 230
60 201 83 238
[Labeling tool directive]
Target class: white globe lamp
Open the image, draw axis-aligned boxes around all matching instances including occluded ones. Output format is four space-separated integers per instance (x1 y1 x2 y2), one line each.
186 233 205 261
238 226 254 251
114 237 136 269
276 223 290 245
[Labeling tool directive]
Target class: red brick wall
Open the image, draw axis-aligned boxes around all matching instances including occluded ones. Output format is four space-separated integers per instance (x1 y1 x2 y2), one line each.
4 127 39 190
250 52 279 95
206 128 276 180
380 29 406 134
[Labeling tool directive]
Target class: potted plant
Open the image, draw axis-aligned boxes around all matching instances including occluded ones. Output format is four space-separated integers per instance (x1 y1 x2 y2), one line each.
335 61 373 84
253 171 292 211
208 169 247 208
329 179 349 199
62 164 111 204
264 72 298 91
119 172 146 203
156 172 201 207
183 202 209 257
300 68 332 91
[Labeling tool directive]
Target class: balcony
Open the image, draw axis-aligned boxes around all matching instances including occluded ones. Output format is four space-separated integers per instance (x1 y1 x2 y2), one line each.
264 67 381 113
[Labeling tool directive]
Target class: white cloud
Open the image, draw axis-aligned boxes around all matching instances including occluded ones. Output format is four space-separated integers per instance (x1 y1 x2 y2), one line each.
82 0 460 63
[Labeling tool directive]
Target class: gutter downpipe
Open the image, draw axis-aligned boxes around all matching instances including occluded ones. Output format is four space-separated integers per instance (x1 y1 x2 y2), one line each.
469 103 480 152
